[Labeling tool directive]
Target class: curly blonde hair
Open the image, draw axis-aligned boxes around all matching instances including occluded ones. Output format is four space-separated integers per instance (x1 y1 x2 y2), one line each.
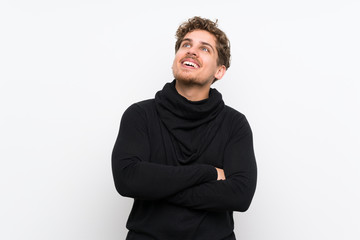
175 16 231 70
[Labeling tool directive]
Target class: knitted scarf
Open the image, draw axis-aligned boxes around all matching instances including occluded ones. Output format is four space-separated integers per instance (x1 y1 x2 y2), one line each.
155 80 225 164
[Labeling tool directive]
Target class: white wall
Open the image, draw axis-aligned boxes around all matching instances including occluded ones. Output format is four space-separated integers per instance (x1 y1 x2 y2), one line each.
1 0 359 239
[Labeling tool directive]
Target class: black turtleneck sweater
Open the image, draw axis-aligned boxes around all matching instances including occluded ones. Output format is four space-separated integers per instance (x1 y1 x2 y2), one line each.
112 81 257 240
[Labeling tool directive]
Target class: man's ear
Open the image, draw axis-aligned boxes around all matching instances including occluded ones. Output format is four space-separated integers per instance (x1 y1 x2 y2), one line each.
214 65 226 81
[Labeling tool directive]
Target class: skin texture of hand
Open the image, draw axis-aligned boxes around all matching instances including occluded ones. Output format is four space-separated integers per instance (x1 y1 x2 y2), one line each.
215 168 226 180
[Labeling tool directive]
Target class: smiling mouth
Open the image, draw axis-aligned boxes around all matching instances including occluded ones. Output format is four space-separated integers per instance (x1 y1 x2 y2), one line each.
182 60 200 69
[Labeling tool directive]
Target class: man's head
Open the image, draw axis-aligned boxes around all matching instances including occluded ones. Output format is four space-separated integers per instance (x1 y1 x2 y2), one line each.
172 16 231 86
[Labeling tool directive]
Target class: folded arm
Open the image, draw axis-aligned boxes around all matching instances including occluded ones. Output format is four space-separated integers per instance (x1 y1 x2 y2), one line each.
112 104 218 200
166 115 257 212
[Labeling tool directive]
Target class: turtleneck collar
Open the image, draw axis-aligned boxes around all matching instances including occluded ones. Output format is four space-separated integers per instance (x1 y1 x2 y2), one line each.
155 80 225 164
155 80 224 122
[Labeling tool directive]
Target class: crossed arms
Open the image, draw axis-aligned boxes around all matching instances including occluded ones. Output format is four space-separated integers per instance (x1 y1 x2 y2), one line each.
112 104 257 212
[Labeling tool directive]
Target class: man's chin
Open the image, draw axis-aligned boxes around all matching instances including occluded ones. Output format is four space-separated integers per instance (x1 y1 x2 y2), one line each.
176 75 214 87
175 77 199 86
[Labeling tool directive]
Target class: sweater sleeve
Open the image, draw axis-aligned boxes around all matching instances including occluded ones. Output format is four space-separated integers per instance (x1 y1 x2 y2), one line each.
111 103 218 200
166 115 257 212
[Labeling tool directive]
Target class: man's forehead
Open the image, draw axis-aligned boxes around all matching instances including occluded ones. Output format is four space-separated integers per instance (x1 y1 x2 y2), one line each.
182 30 216 46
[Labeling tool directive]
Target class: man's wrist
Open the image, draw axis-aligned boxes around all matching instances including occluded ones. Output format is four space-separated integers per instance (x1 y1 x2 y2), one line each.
215 167 226 180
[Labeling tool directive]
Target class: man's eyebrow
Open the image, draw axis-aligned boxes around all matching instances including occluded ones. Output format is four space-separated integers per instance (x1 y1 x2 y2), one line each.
181 38 215 52
200 41 215 52
182 38 192 43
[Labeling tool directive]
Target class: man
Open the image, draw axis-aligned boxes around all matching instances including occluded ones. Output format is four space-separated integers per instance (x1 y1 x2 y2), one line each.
112 16 257 240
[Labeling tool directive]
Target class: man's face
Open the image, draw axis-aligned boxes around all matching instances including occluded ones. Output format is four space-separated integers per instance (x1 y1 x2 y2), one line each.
172 30 225 87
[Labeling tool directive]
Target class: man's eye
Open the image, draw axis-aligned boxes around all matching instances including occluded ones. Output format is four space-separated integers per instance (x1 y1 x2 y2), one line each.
183 43 190 48
201 47 209 52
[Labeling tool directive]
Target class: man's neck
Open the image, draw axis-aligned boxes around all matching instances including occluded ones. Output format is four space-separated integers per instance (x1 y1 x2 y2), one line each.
175 80 211 101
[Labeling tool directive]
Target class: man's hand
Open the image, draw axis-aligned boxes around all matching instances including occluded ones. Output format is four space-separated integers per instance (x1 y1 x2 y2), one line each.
215 168 226 180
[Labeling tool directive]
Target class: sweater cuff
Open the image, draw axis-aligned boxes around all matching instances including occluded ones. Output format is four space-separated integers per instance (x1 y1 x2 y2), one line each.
202 165 218 181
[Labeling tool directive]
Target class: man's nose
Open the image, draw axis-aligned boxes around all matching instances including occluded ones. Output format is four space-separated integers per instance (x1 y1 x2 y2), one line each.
186 46 198 57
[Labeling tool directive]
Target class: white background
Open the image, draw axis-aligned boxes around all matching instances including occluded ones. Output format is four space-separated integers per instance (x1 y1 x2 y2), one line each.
1 0 359 239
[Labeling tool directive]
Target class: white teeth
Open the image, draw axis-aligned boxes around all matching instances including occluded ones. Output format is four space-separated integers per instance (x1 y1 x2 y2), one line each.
183 61 199 68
